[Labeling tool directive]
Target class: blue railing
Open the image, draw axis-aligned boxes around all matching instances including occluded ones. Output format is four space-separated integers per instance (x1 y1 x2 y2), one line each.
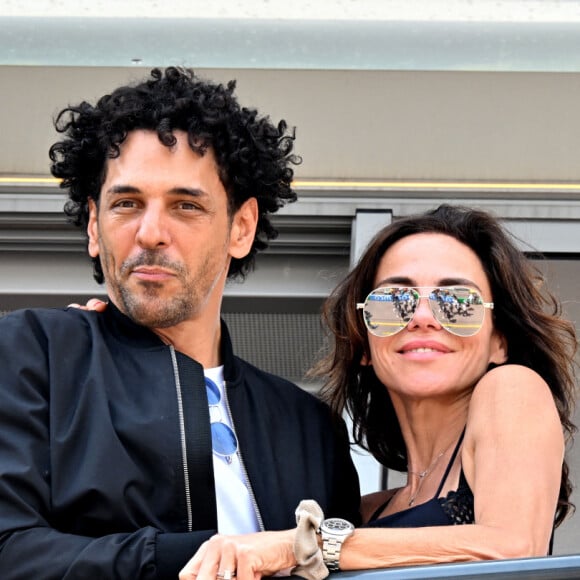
334 554 580 579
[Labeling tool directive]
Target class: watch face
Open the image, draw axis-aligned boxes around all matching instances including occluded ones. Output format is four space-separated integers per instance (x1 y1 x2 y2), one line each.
322 518 355 535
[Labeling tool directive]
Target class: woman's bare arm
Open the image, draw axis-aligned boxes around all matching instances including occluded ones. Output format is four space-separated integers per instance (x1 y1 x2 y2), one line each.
181 364 564 579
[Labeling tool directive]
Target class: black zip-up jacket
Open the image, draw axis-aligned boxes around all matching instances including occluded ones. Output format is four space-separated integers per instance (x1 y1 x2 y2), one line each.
0 304 361 579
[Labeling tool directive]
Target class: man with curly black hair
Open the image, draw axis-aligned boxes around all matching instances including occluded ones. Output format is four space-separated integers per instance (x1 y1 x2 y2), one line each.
0 68 360 579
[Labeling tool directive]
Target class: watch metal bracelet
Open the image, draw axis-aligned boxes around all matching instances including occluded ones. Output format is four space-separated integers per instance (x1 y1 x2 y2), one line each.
322 537 344 571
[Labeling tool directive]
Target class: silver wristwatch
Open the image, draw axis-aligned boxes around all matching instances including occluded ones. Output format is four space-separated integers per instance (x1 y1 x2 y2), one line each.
318 517 355 571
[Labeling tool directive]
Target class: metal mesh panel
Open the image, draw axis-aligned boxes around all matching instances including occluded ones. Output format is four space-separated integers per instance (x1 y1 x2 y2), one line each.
222 312 324 385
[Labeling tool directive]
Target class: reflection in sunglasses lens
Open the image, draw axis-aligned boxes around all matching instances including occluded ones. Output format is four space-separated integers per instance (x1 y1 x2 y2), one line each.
363 287 486 338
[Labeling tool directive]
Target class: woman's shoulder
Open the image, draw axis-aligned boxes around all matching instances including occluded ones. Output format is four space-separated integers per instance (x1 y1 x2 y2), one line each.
465 363 561 455
470 363 553 410
361 488 398 523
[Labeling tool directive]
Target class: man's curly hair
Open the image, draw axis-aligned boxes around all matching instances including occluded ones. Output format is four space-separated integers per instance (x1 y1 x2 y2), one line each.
49 67 301 283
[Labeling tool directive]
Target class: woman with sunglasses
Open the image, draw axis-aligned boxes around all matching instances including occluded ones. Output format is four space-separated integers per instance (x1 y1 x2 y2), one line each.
180 204 577 579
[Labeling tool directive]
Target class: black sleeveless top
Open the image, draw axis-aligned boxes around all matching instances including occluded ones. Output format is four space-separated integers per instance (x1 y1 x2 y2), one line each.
363 428 554 555
365 429 474 528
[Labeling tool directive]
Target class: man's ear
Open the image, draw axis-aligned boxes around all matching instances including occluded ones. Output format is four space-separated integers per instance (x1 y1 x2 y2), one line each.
87 198 100 258
229 197 258 259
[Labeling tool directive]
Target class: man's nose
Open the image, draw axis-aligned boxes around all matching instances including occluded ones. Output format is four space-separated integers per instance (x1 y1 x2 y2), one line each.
135 206 170 249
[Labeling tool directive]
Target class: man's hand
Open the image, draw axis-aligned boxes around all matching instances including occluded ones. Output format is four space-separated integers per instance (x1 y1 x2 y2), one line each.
179 530 296 580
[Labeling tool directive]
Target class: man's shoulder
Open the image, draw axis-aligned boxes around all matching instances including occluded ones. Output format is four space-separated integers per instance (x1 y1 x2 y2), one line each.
0 307 100 340
234 356 324 406
1 306 96 323
235 356 296 387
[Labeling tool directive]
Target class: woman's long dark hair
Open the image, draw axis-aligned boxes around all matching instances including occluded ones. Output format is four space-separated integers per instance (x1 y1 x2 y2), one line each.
315 204 577 526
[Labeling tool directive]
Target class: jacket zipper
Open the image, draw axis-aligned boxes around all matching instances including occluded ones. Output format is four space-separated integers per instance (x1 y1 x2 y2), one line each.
224 381 265 532
170 349 262 534
170 346 193 532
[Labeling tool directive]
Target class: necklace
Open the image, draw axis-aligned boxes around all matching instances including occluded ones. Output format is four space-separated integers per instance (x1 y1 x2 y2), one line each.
406 440 455 507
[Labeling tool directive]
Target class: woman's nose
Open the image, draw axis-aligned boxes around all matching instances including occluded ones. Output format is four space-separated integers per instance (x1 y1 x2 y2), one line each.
407 294 442 331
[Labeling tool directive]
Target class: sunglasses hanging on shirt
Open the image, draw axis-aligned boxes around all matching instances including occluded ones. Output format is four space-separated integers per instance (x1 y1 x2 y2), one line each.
205 377 239 463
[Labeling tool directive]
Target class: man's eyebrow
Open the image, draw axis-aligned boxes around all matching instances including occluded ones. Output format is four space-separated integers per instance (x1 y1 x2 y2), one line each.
168 187 209 198
105 185 141 195
104 185 208 197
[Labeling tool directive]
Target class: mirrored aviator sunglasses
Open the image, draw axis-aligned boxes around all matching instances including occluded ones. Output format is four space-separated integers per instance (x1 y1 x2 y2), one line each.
205 377 239 463
356 286 494 338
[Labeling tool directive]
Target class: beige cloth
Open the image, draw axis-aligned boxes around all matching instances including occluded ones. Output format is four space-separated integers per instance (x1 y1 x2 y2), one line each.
292 499 329 580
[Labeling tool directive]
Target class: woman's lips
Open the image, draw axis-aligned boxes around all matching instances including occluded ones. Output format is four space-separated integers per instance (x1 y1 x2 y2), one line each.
398 340 452 355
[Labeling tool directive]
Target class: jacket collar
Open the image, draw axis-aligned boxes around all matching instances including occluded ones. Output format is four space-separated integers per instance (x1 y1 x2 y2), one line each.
103 300 165 348
103 299 243 385
220 319 243 388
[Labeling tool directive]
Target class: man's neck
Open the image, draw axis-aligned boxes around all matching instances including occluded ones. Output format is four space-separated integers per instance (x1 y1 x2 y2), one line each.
153 318 222 368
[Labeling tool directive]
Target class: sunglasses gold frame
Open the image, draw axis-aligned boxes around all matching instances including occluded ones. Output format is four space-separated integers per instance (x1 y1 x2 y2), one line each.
356 286 494 337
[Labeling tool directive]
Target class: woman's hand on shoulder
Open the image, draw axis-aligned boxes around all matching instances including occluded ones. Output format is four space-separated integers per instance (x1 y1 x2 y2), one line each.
67 298 108 312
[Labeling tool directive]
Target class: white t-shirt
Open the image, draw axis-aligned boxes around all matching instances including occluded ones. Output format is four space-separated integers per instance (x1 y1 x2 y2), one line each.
204 366 260 535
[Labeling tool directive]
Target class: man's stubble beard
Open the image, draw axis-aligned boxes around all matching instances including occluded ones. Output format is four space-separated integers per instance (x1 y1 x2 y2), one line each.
118 281 194 328
103 250 223 330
